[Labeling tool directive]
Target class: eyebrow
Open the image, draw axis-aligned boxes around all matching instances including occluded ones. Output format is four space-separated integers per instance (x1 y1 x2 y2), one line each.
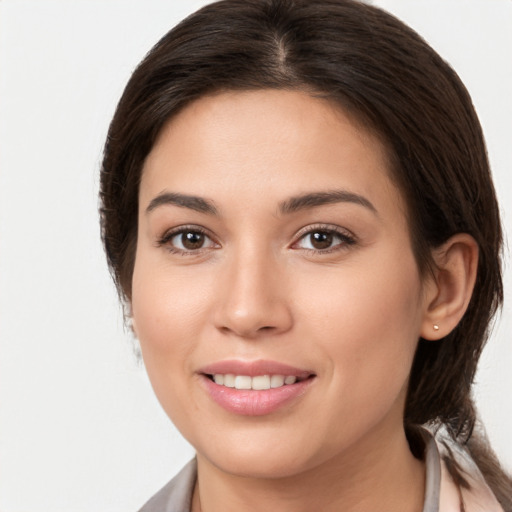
279 190 377 215
145 189 377 217
146 192 218 215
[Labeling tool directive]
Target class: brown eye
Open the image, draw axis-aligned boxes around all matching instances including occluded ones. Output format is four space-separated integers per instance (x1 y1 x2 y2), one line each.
294 227 356 253
309 231 333 250
162 228 217 253
180 231 205 250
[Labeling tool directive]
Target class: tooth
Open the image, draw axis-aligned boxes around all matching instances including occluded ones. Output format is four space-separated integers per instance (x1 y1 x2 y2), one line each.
214 373 299 389
270 375 285 388
223 374 236 387
234 375 252 390
252 375 271 390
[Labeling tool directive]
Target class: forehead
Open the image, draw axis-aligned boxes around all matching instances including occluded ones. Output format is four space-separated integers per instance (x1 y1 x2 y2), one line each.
140 89 405 221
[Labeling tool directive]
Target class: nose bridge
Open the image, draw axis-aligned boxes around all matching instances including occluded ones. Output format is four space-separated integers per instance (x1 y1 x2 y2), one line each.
215 240 292 338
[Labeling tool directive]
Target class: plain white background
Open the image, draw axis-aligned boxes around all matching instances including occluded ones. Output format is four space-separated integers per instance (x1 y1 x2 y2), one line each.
0 1 511 510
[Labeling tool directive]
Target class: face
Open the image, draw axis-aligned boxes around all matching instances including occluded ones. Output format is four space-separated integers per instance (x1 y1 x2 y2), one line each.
132 90 431 478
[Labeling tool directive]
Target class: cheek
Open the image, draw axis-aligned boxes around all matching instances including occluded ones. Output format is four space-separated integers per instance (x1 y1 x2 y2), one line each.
132 253 210 346
130 253 212 406
297 251 424 399
130 258 206 427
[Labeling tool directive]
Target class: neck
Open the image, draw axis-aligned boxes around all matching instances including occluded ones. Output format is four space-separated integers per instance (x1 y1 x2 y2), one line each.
192 425 425 512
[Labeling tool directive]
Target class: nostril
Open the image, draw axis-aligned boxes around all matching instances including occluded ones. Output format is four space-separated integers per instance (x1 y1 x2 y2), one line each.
214 299 293 338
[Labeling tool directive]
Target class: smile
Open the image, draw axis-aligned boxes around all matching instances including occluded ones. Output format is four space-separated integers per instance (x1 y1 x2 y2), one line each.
198 361 316 416
209 374 302 390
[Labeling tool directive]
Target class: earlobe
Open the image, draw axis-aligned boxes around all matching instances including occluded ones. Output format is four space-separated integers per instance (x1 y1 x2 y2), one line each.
421 234 478 340
130 318 138 337
128 306 139 338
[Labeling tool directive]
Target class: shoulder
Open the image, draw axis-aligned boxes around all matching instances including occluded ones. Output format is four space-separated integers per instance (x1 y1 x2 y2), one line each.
431 428 504 512
138 458 197 512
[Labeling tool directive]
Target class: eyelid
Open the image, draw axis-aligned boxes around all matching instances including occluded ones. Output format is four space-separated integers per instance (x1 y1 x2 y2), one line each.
291 223 357 251
156 224 220 254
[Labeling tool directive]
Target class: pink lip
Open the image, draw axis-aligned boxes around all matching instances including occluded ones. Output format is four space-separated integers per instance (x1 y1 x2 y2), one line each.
198 360 315 416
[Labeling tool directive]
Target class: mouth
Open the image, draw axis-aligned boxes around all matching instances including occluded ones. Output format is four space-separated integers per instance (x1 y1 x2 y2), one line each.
198 360 316 416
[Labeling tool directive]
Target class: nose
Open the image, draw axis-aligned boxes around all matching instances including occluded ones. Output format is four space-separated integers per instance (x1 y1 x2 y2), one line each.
213 248 293 339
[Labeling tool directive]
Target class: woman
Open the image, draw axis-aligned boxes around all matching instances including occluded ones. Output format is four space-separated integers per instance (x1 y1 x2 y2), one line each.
99 0 511 510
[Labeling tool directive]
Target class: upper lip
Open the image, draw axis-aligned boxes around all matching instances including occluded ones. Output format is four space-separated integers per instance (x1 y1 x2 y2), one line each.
198 359 315 379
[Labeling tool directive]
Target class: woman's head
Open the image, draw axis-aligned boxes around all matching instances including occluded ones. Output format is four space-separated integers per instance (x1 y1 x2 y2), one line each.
100 0 502 443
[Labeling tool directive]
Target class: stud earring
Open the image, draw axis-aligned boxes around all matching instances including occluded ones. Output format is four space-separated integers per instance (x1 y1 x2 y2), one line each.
433 324 440 331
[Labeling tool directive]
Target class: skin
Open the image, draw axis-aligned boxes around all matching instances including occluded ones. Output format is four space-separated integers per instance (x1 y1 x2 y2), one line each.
131 89 474 511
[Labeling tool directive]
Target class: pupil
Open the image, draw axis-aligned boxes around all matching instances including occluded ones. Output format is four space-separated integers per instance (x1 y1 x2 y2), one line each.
182 231 204 249
311 231 332 249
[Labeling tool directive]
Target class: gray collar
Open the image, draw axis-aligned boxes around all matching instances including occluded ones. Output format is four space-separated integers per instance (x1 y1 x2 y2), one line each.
423 431 441 512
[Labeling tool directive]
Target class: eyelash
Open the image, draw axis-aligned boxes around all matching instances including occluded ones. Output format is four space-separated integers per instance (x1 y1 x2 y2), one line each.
156 225 218 256
156 224 357 256
292 224 357 254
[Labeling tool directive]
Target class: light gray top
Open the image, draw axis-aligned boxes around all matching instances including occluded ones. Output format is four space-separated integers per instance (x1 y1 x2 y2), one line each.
138 433 441 512
139 458 197 512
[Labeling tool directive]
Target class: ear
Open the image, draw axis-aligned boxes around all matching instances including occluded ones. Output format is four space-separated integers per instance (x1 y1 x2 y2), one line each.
127 304 139 337
130 317 139 338
420 233 478 340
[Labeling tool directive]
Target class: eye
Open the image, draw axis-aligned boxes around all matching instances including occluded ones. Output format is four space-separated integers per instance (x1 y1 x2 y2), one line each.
157 227 218 254
293 226 356 252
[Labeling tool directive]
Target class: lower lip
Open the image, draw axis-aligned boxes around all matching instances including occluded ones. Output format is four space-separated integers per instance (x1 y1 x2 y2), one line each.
200 375 315 416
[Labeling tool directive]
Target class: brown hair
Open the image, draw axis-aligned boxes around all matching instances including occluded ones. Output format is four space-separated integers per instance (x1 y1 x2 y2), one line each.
99 0 511 504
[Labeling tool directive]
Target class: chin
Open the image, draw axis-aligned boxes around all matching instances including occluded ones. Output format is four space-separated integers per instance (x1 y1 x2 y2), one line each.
193 429 328 480
206 450 313 480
